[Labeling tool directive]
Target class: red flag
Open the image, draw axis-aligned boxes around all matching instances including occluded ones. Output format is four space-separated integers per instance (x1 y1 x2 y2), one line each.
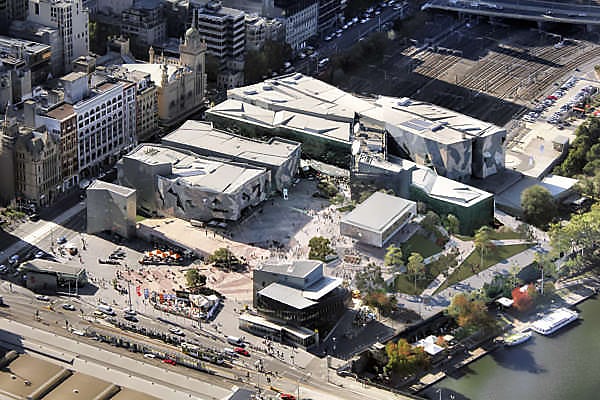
136 286 141 296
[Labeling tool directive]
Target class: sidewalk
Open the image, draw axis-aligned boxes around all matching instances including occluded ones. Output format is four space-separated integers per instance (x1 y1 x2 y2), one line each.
421 236 474 297
0 202 85 264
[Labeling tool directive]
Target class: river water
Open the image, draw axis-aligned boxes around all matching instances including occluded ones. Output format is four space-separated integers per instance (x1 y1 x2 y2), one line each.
427 296 600 400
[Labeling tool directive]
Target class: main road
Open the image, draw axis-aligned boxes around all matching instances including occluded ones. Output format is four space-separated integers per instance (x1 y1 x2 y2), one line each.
0 280 419 400
423 0 600 25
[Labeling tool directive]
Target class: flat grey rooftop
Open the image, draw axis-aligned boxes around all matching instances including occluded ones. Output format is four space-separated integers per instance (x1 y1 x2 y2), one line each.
162 120 300 168
342 191 416 233
20 259 85 275
258 260 322 279
125 144 267 194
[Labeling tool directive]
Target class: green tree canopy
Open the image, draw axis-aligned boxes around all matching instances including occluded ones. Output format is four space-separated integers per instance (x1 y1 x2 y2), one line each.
185 268 207 288
407 252 425 292
208 247 237 267
384 244 403 268
384 338 430 377
444 214 460 235
473 226 494 270
308 236 335 261
521 185 557 227
421 211 441 234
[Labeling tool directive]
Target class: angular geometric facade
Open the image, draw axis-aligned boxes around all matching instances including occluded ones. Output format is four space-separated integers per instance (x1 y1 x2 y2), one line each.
86 180 137 238
117 144 271 222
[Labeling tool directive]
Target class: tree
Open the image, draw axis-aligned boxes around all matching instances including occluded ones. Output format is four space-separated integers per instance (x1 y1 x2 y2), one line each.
385 338 430 377
384 244 403 269
363 291 395 317
308 236 335 261
447 293 495 334
521 185 557 227
208 248 237 268
444 214 460 235
421 211 441 234
406 252 425 293
473 226 494 272
511 285 534 312
185 268 207 288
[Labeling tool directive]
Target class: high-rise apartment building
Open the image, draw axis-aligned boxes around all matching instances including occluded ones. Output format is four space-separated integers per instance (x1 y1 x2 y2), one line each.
0 0 28 30
27 0 89 72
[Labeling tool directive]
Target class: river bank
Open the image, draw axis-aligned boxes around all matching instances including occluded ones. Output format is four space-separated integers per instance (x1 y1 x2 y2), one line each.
423 273 600 400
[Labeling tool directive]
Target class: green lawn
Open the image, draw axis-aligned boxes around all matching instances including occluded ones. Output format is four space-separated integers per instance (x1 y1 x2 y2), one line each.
391 253 457 296
455 229 525 242
402 234 443 259
136 215 147 222
434 243 533 294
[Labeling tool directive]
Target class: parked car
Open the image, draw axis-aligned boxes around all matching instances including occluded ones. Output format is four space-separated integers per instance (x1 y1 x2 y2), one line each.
62 304 76 311
57 236 67 245
162 358 176 365
169 327 185 336
36 295 50 301
0 265 8 274
124 315 138 323
144 353 156 359
234 347 250 356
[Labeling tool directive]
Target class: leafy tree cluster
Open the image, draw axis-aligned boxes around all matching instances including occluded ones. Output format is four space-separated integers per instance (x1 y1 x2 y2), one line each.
185 268 207 288
355 264 385 292
384 338 430 377
326 33 388 84
244 40 293 84
555 118 600 177
520 185 557 228
384 244 403 269
549 203 600 274
363 290 395 317
443 214 460 235
446 293 496 337
208 248 240 269
308 236 335 261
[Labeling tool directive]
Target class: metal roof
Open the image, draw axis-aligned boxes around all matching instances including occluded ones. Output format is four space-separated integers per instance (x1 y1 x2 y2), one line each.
258 283 317 310
162 120 300 168
259 260 322 279
341 192 416 233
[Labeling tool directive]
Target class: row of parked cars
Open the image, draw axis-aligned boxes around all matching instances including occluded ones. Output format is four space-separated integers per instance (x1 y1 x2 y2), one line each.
522 77 581 123
324 0 401 41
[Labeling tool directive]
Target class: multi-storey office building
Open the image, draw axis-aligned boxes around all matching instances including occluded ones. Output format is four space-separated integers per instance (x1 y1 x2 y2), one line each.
27 0 89 72
34 101 79 190
192 0 245 61
9 20 63 76
121 1 167 58
0 36 52 85
263 0 318 50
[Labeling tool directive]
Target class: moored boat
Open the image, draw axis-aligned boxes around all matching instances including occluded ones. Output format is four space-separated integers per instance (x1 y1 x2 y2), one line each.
531 307 578 335
504 331 532 347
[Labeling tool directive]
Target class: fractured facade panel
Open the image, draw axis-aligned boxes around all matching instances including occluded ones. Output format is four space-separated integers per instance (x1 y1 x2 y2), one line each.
117 144 270 221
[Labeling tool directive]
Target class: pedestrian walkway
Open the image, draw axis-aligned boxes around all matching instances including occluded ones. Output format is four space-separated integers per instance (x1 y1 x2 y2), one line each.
421 236 473 297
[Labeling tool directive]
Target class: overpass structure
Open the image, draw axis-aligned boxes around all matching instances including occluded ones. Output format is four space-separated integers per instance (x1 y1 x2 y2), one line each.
422 1 600 26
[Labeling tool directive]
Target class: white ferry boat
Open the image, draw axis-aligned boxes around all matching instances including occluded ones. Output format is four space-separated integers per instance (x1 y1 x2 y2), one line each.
504 331 532 347
531 308 578 335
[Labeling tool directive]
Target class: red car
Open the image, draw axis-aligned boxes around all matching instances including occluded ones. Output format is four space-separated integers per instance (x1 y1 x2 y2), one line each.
162 358 176 365
234 347 250 356
280 394 296 400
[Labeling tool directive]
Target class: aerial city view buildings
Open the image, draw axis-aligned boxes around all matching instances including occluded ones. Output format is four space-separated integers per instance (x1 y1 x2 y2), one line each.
2 0 600 399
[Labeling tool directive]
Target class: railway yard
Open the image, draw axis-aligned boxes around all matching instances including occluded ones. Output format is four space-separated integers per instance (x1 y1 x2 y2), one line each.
341 13 600 127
